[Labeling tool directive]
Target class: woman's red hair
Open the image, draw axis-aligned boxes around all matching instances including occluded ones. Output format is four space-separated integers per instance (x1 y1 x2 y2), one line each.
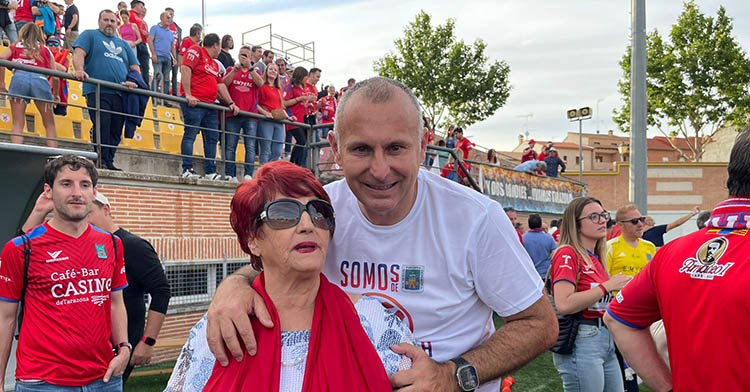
230 161 333 270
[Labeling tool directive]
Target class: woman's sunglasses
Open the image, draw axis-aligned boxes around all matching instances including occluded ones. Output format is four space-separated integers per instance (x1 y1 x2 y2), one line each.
258 199 335 231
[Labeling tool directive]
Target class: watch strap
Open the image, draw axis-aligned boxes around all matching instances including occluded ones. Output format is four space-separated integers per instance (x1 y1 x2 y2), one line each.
449 356 477 392
116 341 132 354
449 356 470 368
142 336 156 346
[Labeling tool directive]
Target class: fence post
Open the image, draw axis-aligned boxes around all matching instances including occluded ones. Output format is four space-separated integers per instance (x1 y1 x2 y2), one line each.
219 111 226 178
95 83 102 168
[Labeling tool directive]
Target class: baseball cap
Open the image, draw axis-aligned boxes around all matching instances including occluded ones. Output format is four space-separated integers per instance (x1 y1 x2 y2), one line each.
528 139 536 144
94 191 110 206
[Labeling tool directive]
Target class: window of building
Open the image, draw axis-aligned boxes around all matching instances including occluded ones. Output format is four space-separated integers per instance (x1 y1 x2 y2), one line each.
576 156 580 165
596 156 603 163
679 157 686 162
662 156 669 162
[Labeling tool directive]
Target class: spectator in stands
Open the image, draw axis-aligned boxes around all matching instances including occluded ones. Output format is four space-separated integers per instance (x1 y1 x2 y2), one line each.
641 206 700 248
179 33 239 179
223 46 263 182
118 9 141 51
147 11 175 96
73 9 139 170
0 22 58 147
514 159 546 175
522 139 537 162
116 1 126 24
440 147 470 185
252 49 274 75
249 45 261 66
46 34 69 116
504 206 524 244
14 0 33 32
282 66 315 167
217 34 234 69
165 7 179 96
53 2 64 35
276 57 289 86
549 219 561 242
317 84 337 141
422 116 435 166
62 0 78 49
30 1 60 38
256 62 293 165
454 126 474 160
550 197 630 392
544 148 566 177
487 149 499 165
696 210 711 229
445 125 456 149
436 139 450 168
339 77 355 96
523 214 557 278
129 0 150 87
0 1 18 45
178 23 201 66
537 141 553 161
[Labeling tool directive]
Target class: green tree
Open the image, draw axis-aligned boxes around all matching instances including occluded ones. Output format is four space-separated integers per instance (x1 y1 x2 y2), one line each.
613 1 750 161
373 11 511 129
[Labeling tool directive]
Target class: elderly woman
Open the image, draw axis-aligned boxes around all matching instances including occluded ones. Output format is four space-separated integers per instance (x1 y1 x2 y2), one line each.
165 161 413 392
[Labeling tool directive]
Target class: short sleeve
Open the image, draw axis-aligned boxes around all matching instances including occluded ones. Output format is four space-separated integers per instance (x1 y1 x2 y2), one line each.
471 201 544 317
0 240 24 302
551 246 579 288
111 237 128 291
606 260 660 329
72 30 90 52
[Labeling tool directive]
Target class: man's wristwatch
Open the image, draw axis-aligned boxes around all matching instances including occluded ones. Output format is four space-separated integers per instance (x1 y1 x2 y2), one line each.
115 341 133 355
449 357 479 391
142 336 156 346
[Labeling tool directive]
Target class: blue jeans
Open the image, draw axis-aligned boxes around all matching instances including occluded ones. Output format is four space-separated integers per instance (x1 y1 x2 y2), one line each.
284 129 293 153
16 376 122 391
181 104 219 174
288 127 307 168
553 324 624 392
152 56 171 95
224 116 258 177
258 120 284 165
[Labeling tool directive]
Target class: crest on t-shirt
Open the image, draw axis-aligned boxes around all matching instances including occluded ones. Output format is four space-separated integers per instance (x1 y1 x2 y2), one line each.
402 265 424 292
95 244 107 259
678 237 734 280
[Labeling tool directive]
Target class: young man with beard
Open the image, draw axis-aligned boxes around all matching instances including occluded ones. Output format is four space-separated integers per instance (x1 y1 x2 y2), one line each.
73 9 140 171
0 155 129 391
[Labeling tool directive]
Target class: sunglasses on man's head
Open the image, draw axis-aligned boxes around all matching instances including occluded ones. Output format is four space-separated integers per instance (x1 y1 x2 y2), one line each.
47 154 92 163
620 217 647 225
258 199 335 231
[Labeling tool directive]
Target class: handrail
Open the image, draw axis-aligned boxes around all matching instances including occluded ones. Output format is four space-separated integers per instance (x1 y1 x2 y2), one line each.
0 60 309 129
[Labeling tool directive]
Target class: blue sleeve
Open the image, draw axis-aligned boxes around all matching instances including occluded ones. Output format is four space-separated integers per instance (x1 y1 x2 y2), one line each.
72 30 91 53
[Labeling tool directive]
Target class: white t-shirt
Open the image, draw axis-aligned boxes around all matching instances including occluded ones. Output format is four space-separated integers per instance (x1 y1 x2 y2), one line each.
323 169 543 392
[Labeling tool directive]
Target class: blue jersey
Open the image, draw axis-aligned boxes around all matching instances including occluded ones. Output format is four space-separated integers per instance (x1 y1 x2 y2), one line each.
73 29 139 96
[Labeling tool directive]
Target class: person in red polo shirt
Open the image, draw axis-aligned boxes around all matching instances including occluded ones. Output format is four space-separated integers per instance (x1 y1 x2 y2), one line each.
317 84 337 140
522 139 537 162
129 0 150 87
454 127 474 160
282 66 317 168
605 127 750 392
178 24 201 67
179 33 238 179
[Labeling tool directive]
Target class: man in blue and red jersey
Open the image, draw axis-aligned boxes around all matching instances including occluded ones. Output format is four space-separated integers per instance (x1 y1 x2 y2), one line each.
604 127 750 391
0 155 130 391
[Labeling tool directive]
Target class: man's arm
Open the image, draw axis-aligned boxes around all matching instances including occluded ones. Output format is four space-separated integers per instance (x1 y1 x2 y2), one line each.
67 13 78 33
72 47 88 80
146 34 157 63
104 290 129 382
604 313 672 392
22 192 54 232
390 296 557 391
665 206 700 232
0 301 18 390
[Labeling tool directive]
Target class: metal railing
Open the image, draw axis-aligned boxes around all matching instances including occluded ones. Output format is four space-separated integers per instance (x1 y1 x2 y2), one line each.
163 259 250 310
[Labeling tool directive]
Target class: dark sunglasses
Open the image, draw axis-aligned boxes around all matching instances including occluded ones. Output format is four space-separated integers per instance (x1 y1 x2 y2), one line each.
258 199 335 231
578 211 610 224
620 217 647 225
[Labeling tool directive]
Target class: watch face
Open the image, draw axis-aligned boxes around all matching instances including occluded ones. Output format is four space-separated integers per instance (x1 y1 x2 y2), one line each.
457 365 479 390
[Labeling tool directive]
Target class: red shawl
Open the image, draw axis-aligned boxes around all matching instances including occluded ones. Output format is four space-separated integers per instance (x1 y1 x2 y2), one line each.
203 273 392 391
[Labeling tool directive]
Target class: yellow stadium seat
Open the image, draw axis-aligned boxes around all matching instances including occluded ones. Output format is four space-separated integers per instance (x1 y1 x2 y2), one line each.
157 106 181 123
79 119 93 141
135 117 157 133
121 129 157 151
53 116 76 141
158 130 182 155
0 106 12 132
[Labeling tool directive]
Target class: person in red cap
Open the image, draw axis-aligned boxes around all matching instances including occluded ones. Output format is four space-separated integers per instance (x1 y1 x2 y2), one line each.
522 139 537 162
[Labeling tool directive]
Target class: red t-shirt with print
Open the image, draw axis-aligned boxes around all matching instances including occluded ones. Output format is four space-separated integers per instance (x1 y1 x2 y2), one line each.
456 138 473 160
179 45 222 103
128 10 148 40
318 95 337 124
551 246 612 319
225 67 258 117
283 84 308 127
179 37 195 57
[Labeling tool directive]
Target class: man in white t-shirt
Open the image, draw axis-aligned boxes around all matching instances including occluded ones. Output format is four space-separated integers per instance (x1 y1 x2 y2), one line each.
205 77 557 392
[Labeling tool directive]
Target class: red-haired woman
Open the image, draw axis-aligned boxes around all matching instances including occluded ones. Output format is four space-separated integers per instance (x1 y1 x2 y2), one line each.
165 161 414 392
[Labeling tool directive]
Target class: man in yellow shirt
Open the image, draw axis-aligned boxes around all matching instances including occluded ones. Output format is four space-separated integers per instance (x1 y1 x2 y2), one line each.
607 204 656 277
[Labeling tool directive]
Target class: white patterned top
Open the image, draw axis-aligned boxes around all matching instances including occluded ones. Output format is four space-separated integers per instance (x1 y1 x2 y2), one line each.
164 296 414 392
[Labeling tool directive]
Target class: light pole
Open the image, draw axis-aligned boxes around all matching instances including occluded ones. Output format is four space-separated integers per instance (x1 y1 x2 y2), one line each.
567 107 592 183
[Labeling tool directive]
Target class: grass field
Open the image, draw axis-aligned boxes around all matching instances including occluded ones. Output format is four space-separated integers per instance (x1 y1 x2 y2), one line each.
124 315 652 392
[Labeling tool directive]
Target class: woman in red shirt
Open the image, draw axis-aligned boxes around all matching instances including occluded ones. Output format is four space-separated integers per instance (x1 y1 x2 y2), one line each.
282 67 316 167
549 196 632 391
0 23 58 147
256 63 294 165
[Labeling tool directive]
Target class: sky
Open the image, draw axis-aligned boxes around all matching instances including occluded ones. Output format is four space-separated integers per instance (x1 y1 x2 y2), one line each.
72 0 750 151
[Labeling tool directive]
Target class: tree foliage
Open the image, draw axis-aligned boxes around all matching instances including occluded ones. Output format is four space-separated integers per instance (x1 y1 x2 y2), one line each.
613 1 750 161
373 11 511 128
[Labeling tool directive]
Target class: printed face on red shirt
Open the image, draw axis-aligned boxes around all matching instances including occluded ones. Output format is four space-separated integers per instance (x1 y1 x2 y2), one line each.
46 166 95 223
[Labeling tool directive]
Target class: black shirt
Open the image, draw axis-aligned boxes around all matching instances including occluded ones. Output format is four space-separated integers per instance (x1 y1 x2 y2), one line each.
63 4 78 31
217 50 234 69
642 224 668 247
115 228 171 345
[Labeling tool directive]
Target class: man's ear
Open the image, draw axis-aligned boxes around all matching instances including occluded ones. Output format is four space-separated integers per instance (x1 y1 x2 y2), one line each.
43 183 52 198
328 131 343 166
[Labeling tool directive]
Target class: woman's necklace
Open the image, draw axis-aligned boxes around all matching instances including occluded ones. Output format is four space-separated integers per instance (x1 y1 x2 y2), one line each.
281 354 306 367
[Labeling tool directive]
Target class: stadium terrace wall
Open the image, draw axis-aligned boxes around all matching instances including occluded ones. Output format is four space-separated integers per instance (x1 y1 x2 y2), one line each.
562 162 730 213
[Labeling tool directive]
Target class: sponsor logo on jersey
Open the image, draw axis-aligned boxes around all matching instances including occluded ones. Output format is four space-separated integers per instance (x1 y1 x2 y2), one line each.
45 250 69 263
558 254 573 270
95 244 107 259
402 265 424 292
679 237 734 280
102 40 124 63
616 292 624 303
91 295 108 306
